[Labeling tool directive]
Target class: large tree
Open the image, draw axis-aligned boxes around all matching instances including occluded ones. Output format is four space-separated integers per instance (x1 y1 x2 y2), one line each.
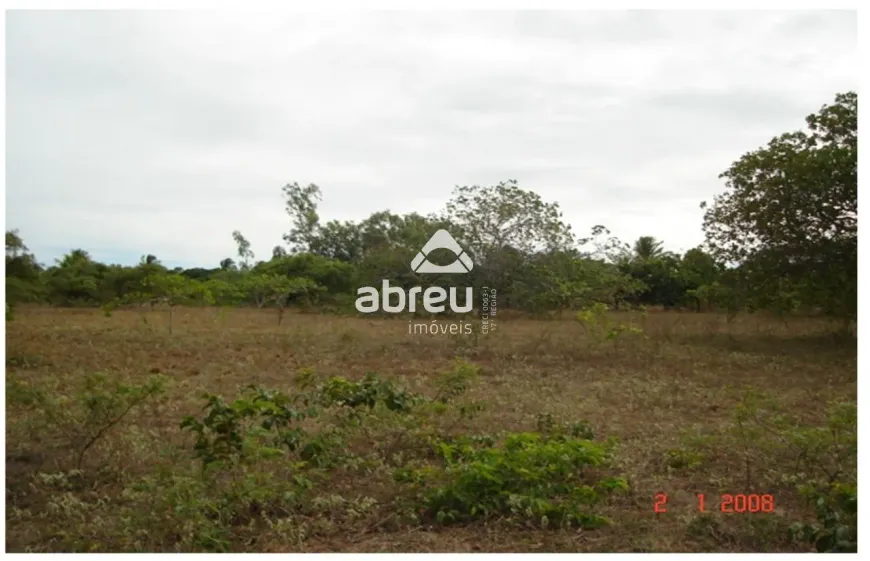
701 91 857 319
443 180 576 294
6 229 44 304
44 249 103 305
444 180 575 261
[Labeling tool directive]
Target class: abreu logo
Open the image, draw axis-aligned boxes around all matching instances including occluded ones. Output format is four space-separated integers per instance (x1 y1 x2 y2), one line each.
355 229 474 314
410 229 473 274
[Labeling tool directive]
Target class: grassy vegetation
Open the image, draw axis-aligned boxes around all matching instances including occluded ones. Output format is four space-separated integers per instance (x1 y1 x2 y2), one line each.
5 306 856 552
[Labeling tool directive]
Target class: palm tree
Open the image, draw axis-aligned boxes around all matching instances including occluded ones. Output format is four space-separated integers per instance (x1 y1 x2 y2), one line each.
632 236 665 262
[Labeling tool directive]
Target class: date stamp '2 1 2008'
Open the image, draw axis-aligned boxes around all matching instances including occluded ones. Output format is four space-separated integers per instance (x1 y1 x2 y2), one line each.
654 492 775 513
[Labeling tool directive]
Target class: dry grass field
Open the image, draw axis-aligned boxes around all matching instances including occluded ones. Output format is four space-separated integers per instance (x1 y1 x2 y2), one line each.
4 306 857 552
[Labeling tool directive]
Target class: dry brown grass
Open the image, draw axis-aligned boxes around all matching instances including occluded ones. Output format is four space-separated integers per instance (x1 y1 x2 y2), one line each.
5 306 856 552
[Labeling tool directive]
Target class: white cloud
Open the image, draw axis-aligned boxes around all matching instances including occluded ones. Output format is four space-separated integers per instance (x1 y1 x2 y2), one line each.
5 9 857 268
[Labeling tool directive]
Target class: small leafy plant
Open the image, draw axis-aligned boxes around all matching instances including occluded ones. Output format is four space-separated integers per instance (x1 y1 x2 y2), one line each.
535 412 596 440
181 385 324 471
728 391 856 551
398 427 627 529
8 372 167 469
575 303 644 346
789 481 856 552
100 298 119 317
316 373 423 412
664 447 706 471
434 359 481 404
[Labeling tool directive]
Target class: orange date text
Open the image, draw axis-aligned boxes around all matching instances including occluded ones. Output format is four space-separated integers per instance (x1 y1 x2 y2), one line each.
654 493 775 513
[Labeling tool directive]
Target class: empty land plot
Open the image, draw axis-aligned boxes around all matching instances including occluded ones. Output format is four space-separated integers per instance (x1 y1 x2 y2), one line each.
5 307 856 552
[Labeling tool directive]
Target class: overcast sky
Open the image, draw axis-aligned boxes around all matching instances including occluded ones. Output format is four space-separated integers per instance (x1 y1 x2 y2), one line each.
6 10 857 269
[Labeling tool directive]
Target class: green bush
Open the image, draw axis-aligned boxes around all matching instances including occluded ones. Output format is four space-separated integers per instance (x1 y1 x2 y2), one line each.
575 303 644 345
316 373 422 412
398 430 627 529
790 481 856 552
664 447 705 470
535 412 595 440
8 372 167 470
730 392 856 551
181 385 326 471
433 359 481 404
121 464 315 552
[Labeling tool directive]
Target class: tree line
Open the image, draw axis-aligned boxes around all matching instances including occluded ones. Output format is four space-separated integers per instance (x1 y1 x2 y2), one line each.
6 92 856 322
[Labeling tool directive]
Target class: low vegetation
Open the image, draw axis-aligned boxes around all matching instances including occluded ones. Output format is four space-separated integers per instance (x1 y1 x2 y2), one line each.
5 308 856 552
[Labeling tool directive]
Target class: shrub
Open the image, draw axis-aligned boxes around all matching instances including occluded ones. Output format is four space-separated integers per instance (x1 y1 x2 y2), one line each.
664 448 705 470
575 303 644 346
316 373 422 412
180 385 327 471
729 391 856 551
433 359 481 404
535 412 596 440
789 481 856 552
8 372 167 470
398 430 627 529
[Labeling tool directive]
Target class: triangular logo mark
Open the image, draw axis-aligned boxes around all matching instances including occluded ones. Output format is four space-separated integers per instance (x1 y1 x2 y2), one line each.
410 229 474 274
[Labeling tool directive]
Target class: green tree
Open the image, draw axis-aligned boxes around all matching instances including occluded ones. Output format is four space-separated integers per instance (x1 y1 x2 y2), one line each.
444 180 575 299
702 91 857 321
314 219 364 262
282 182 322 253
240 273 276 309
680 247 721 312
147 274 214 333
445 180 575 260
270 276 323 325
98 264 145 304
232 230 255 271
6 229 44 305
43 249 103 306
579 225 632 263
6 229 29 259
257 253 356 297
512 250 643 314
621 254 684 308
631 236 664 262
132 255 170 306
271 245 287 260
203 278 245 306
180 267 218 282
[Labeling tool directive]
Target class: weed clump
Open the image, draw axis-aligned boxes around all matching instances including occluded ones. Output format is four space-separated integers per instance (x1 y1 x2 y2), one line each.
575 302 644 347
789 481 856 553
397 429 627 529
727 391 857 552
180 384 338 471
7 372 167 470
316 373 423 412
664 448 706 471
